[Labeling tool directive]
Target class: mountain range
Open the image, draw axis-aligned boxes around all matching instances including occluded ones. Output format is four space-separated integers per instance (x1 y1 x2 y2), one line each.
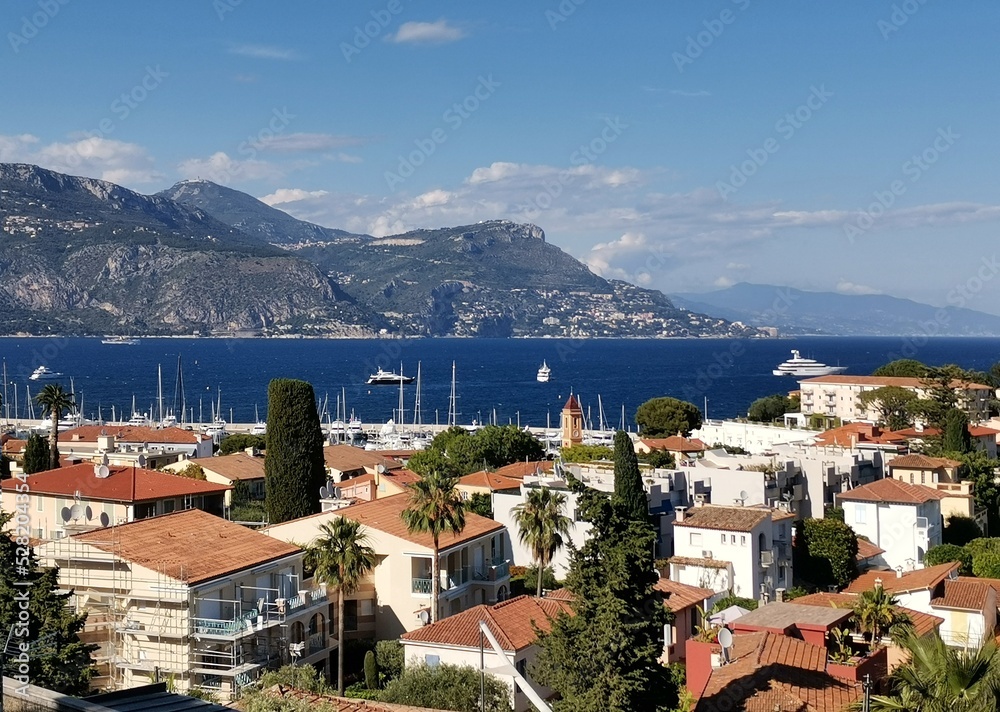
670 283 1000 336
0 163 762 338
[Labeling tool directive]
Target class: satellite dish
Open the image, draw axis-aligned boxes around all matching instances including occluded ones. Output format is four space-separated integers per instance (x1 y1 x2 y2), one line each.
418 609 430 626
61 507 72 523
69 503 84 521
319 486 329 499
96 465 110 478
739 490 749 502
100 512 110 528
137 454 147 468
85 506 93 521
782 491 792 501
376 464 386 474
717 628 733 649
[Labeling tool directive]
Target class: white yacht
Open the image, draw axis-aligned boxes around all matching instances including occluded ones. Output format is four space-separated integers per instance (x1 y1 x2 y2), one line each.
101 336 139 345
29 366 62 381
536 361 551 383
772 350 847 377
366 368 414 385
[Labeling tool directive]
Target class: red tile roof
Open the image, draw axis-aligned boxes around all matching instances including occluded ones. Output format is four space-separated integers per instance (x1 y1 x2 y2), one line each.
800 375 994 390
837 477 946 505
641 436 707 453
492 460 554 479
887 453 962 470
812 423 908 448
844 562 960 595
185 452 265 481
400 595 571 651
0 463 229 502
59 425 206 445
331 493 503 552
675 505 780 532
694 631 861 712
930 579 991 612
383 468 420 486
263 685 449 711
654 578 713 612
563 394 582 412
792 592 943 638
667 556 732 570
71 509 299 584
458 471 523 491
856 538 885 562
323 444 402 474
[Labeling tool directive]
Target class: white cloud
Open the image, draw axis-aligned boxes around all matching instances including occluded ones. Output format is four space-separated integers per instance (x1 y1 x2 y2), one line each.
670 89 711 97
714 276 735 288
257 132 369 153
176 151 284 184
726 262 749 270
387 20 466 44
259 188 329 206
835 280 881 296
229 43 299 60
0 133 160 185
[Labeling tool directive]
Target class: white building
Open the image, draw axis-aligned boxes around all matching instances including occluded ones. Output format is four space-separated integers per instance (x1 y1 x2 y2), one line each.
400 595 571 712
836 478 944 571
670 502 795 603
58 425 214 460
692 419 816 455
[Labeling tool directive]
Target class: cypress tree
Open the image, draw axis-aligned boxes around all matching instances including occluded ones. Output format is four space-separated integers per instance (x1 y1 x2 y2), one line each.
23 433 50 474
613 430 647 522
942 408 972 453
264 378 326 524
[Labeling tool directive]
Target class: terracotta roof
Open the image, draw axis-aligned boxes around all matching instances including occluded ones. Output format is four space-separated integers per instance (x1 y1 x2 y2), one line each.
930 579 991 611
383 468 420 486
545 587 575 602
334 493 504 552
694 630 861 712
492 460 554 479
800 375 994 390
2 438 26 455
59 425 206 445
844 562 960 595
887 453 962 470
263 685 449 711
959 575 1000 598
970 426 1000 437
891 426 1000 439
458 471 523 491
654 578 713 612
675 505 776 532
185 452 265 481
856 538 885 562
0 463 229 502
812 423 908 448
371 449 416 460
667 556 731 570
641 436 707 453
735 602 853 630
400 594 571 651
324 444 402 474
71 509 298 584
837 477 946 505
792 592 943 638
563 394 582 412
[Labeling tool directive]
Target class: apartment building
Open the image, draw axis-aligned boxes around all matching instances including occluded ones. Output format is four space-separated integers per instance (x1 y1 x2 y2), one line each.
35 509 331 698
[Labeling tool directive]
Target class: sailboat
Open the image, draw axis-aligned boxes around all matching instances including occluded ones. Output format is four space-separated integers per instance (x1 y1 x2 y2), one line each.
251 405 266 436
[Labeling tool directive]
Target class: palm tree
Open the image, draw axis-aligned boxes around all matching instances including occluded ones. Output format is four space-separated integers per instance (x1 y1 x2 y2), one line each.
853 586 909 651
512 486 571 597
401 470 465 624
35 384 74 471
861 632 1000 712
306 518 377 696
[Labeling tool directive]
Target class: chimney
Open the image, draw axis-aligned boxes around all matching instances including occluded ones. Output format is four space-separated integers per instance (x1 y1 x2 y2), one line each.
675 506 686 523
895 566 903 578
775 587 786 602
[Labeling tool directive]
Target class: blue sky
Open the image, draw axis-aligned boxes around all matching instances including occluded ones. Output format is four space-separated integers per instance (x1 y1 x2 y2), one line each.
3 1 1000 312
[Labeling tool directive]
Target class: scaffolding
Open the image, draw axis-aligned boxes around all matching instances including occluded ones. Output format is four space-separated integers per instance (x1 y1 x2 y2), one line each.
38 530 330 700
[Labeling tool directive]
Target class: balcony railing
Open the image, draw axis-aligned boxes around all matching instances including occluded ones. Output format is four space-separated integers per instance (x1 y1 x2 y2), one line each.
472 558 511 583
308 631 326 655
192 583 327 638
412 578 432 595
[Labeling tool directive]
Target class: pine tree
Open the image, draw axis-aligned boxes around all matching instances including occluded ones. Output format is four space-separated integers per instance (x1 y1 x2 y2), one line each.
533 473 676 710
22 433 50 474
264 378 326 524
612 430 648 522
0 512 96 693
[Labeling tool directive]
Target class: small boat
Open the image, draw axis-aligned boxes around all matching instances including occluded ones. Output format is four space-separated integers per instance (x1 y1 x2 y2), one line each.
772 350 848 377
101 336 139 345
250 421 267 436
536 361 551 383
29 366 63 381
366 367 414 385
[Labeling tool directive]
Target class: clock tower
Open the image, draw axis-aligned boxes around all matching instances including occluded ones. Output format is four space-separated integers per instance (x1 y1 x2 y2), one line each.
561 394 584 450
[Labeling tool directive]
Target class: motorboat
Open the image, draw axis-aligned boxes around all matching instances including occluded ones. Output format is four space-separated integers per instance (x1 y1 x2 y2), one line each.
536 361 551 383
772 350 847 377
29 366 62 381
250 421 267 436
366 368 414 385
101 336 139 345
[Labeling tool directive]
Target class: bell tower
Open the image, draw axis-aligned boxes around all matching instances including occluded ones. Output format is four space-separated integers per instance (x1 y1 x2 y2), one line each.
561 394 584 450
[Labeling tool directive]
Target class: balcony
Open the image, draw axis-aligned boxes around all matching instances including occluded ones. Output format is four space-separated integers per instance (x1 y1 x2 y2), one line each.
472 558 511 583
308 631 326 655
192 582 327 639
412 578 432 595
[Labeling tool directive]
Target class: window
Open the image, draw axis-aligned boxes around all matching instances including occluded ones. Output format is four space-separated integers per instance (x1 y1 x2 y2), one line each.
425 654 440 667
741 536 747 546
135 502 156 519
359 599 374 616
162 499 175 514
909 473 914 484
920 472 926 484
855 505 866 525
36 497 43 512
516 659 527 677
720 533 726 545
731 535 737 544
689 532 702 546
344 600 358 631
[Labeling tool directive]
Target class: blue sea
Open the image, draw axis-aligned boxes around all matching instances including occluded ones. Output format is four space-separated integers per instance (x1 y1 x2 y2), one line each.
1 336 998 427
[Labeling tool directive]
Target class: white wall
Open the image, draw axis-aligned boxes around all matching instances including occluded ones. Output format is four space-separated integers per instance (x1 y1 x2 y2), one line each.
842 499 942 571
692 420 815 455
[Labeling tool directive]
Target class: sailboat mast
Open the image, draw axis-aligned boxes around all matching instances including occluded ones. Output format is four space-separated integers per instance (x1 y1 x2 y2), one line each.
448 361 457 427
413 361 422 427
158 364 163 425
398 362 404 424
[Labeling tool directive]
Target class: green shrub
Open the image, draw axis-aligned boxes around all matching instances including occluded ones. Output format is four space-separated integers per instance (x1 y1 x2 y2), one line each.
924 544 973 575
375 640 404 685
364 650 378 690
